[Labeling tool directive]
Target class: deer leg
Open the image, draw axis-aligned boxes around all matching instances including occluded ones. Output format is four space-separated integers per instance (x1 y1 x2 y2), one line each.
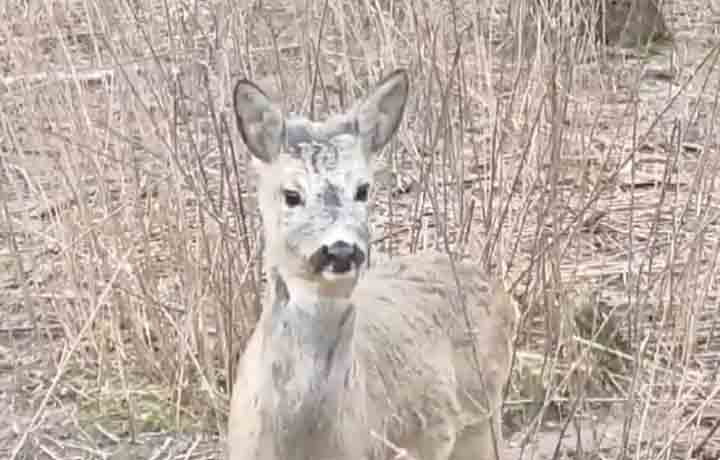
450 416 504 460
405 419 457 460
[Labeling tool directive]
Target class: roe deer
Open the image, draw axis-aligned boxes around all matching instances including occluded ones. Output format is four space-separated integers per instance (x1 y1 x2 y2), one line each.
228 69 518 460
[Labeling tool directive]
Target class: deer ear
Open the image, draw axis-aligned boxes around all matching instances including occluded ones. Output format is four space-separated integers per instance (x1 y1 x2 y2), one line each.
352 70 409 155
233 79 285 163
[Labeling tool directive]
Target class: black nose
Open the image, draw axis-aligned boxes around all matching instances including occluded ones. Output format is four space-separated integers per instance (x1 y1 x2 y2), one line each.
311 241 366 274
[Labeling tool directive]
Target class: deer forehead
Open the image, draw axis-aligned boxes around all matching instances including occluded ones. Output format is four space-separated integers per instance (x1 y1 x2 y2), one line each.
268 120 371 192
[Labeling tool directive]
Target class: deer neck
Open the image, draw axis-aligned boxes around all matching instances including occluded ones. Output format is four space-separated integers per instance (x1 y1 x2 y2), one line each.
257 267 362 457
262 266 358 393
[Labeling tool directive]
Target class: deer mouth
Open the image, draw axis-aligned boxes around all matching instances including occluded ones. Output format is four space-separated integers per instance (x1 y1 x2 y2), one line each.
309 241 366 277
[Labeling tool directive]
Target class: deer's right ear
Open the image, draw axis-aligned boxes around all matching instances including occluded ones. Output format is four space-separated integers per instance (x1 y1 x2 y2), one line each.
233 79 285 163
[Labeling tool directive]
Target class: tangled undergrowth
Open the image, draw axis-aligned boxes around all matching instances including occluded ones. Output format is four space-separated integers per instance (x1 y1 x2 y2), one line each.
2 0 719 458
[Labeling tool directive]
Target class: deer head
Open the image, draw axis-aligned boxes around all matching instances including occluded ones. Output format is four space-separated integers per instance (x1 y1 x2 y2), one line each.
233 70 409 297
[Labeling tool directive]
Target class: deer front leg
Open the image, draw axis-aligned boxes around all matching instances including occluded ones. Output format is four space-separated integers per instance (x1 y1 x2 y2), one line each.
403 417 457 460
450 415 504 460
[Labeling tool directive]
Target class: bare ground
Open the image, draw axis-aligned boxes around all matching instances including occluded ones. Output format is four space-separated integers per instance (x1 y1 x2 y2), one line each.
2 0 720 459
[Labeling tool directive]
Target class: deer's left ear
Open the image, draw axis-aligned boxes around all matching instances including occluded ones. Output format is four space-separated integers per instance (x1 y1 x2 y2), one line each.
351 70 409 155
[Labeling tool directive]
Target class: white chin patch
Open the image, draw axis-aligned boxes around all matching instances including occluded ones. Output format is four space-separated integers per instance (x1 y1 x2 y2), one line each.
320 267 359 282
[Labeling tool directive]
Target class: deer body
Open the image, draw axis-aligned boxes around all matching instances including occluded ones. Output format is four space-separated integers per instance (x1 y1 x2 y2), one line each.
228 70 518 460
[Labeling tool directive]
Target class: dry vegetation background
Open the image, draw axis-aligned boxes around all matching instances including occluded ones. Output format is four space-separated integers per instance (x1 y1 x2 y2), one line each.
1 0 720 459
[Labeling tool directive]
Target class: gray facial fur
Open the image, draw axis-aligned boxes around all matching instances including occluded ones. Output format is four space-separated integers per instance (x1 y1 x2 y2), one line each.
232 70 409 282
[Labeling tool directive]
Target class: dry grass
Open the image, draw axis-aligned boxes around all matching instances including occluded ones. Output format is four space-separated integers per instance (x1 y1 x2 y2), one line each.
1 0 720 459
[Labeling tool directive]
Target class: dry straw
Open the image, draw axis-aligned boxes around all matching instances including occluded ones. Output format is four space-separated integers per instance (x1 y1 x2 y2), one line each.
1 0 719 459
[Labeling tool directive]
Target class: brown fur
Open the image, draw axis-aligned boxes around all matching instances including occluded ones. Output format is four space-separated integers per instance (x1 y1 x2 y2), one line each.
227 70 518 460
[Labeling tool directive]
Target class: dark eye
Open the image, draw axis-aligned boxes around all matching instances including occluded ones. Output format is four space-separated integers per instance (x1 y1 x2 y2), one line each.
354 183 370 202
283 190 303 207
